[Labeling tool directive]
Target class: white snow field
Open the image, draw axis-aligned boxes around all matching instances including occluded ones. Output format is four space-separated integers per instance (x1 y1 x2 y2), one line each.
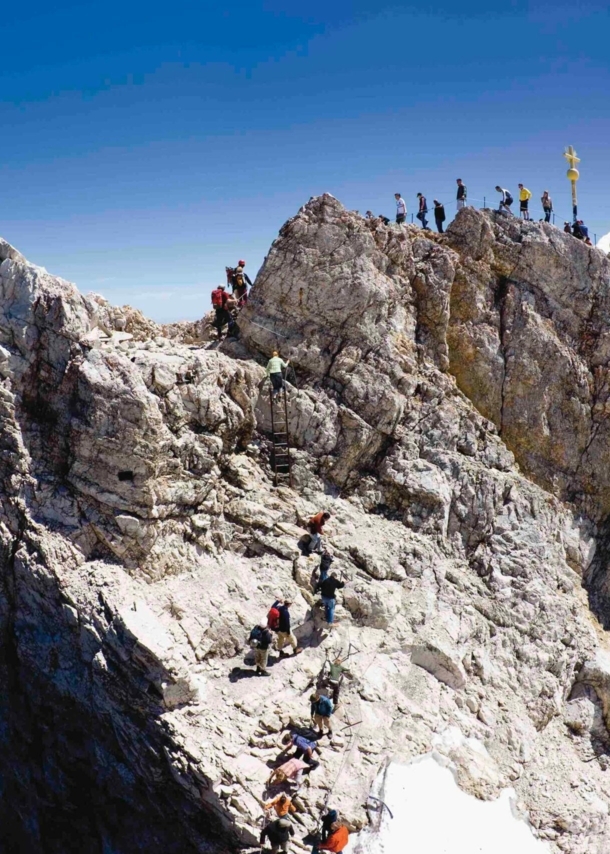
347 753 550 854
598 231 610 254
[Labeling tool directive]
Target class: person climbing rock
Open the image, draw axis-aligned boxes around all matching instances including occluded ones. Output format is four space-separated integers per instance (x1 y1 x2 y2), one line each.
394 193 406 224
272 598 302 656
378 213 391 225
249 623 273 676
308 511 330 554
495 186 513 214
211 284 233 337
456 178 467 210
264 793 297 818
319 655 350 705
260 817 294 853
541 190 553 223
232 260 253 305
311 691 334 736
518 184 532 220
315 552 334 590
266 351 290 398
282 732 319 768
319 572 345 626
313 822 349 853
320 809 338 842
267 757 310 787
433 200 446 233
416 193 428 229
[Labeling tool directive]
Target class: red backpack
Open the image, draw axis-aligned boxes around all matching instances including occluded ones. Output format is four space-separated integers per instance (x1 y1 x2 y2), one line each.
267 607 281 631
211 288 225 307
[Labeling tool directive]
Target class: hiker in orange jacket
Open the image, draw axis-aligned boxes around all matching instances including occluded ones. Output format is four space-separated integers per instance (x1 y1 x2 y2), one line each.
313 822 349 853
264 792 297 817
308 511 330 554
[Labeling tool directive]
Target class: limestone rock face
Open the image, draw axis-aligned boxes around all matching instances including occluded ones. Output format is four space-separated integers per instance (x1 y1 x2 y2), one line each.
2 200 610 853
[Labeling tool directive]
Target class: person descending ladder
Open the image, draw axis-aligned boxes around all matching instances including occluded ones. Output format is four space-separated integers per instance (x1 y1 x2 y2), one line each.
266 351 292 488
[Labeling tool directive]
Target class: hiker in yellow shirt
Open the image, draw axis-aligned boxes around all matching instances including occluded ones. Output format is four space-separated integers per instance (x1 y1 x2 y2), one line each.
518 184 532 220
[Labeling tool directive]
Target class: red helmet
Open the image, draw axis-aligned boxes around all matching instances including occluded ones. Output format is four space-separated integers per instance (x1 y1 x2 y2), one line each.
238 259 246 266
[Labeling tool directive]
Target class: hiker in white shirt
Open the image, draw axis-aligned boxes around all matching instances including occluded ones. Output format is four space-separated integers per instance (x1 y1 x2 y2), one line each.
394 193 407 224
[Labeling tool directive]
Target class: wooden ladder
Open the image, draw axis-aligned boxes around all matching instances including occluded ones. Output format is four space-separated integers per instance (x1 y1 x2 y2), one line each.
269 379 292 488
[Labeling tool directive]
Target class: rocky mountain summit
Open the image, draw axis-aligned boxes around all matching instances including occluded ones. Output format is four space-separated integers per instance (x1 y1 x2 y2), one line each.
1 198 610 853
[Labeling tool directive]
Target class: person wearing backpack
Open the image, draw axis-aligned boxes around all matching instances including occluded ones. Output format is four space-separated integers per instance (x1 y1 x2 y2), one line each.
433 200 446 233
272 599 302 656
319 573 345 626
310 691 334 736
248 623 273 676
266 351 290 398
260 817 295 853
315 552 334 591
211 284 233 337
416 193 429 229
495 186 513 214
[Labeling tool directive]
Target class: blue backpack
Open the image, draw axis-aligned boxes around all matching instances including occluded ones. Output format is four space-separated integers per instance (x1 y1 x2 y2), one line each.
316 696 333 717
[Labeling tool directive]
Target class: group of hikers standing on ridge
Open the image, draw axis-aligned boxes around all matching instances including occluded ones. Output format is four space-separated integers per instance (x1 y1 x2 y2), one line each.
386 178 591 238
244 510 352 854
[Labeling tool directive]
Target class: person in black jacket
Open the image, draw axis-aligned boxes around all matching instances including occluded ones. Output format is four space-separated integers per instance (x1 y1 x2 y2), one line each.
456 178 467 210
433 200 446 233
252 624 273 676
272 599 302 656
260 817 294 853
319 574 345 626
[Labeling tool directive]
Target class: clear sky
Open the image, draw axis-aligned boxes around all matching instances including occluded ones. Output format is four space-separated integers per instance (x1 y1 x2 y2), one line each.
1 1 609 322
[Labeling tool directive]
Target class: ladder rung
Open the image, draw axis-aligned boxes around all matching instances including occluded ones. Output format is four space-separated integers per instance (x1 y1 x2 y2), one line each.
273 432 287 436
274 443 288 447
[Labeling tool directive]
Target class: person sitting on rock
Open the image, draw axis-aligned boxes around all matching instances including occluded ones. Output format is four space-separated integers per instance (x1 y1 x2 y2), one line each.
563 221 572 234
312 822 349 854
264 792 297 818
310 691 334 736
308 511 330 554
266 351 290 398
272 598 302 656
260 817 294 854
282 732 320 768
267 757 310 788
318 572 345 626
320 809 338 842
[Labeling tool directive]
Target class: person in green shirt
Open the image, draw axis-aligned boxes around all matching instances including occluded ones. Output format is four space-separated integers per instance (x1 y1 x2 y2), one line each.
266 351 290 398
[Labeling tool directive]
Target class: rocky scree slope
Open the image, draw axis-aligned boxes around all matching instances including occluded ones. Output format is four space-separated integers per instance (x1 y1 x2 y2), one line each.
0 200 610 853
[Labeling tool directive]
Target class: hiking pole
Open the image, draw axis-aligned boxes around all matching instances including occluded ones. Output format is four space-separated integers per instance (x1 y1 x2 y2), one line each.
341 720 362 731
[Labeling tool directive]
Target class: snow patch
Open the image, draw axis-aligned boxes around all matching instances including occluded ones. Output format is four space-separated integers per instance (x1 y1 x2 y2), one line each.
347 753 550 854
598 232 610 254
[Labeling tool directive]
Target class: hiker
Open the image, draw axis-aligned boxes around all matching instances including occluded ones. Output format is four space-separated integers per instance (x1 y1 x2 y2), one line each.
578 220 589 239
267 757 310 787
211 284 234 337
378 214 391 225
541 190 553 223
320 810 338 842
266 351 290 398
495 186 513 214
308 511 330 554
315 552 334 590
518 184 532 220
319 655 350 705
416 193 428 229
311 691 334 736
233 260 252 305
394 193 407 224
260 817 294 853
313 822 350 853
248 623 273 676
282 732 319 768
433 200 446 233
572 221 584 240
272 598 302 656
365 211 375 219
318 572 345 626
264 793 297 818
564 221 572 234
456 178 467 210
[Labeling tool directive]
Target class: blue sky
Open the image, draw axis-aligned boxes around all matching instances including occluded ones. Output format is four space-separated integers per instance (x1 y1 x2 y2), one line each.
1 1 609 322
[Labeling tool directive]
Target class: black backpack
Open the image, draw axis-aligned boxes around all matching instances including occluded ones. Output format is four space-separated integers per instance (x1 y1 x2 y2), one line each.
248 626 263 648
505 192 513 205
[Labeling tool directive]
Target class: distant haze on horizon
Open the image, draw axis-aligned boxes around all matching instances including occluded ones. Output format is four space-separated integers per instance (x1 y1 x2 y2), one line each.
1 0 609 322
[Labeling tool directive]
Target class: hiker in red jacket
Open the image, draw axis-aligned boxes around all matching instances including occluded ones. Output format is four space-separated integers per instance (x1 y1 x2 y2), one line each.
211 285 234 338
308 511 330 554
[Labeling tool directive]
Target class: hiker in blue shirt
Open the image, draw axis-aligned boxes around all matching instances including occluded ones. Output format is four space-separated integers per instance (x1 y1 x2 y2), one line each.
311 691 334 736
281 732 320 768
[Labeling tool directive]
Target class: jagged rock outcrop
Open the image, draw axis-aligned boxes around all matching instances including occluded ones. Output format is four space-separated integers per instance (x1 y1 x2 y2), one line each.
2 200 610 853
